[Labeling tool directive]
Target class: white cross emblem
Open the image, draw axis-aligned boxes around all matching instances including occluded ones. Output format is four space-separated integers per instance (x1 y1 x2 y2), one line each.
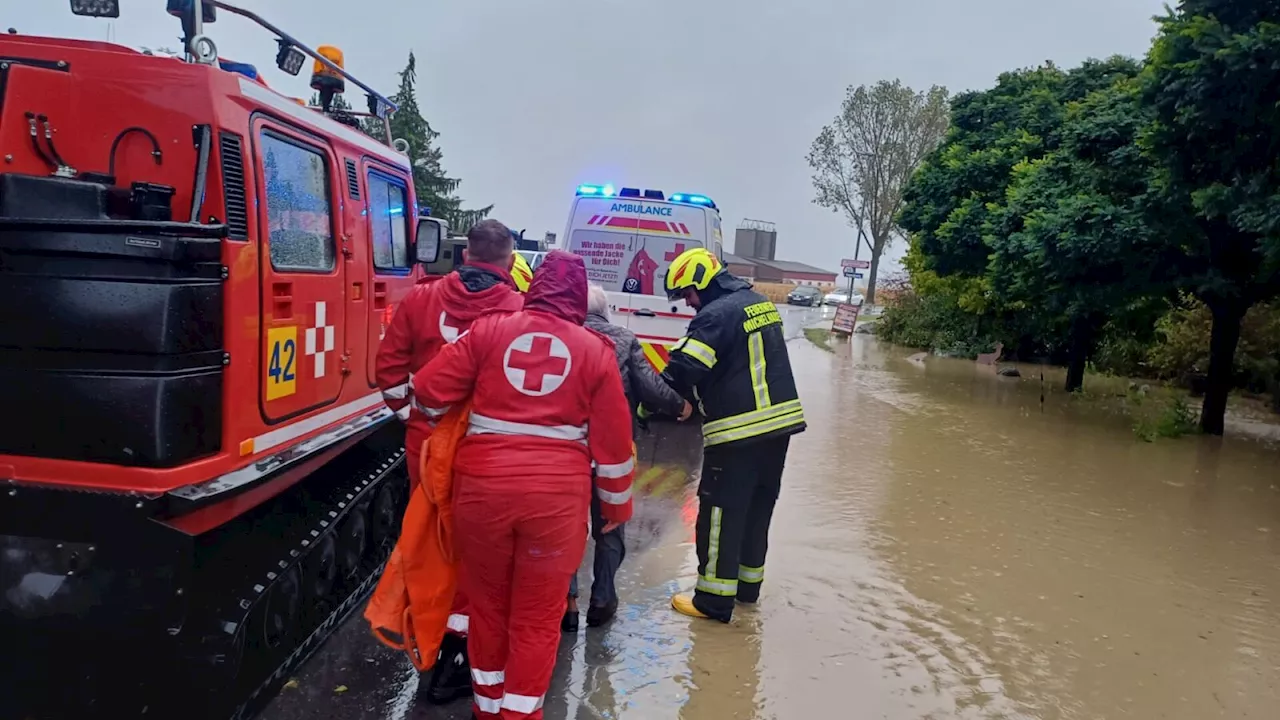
439 312 469 345
502 332 572 397
306 301 335 379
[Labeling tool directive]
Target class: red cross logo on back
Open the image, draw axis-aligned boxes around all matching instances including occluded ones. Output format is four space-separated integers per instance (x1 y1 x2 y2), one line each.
664 243 687 262
439 312 468 344
503 332 572 396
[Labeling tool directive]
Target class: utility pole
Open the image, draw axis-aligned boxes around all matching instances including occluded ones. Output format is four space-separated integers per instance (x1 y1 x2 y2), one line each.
849 224 868 302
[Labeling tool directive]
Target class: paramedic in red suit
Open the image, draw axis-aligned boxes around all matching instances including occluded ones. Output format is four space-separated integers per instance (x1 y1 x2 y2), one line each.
374 219 524 704
411 250 636 720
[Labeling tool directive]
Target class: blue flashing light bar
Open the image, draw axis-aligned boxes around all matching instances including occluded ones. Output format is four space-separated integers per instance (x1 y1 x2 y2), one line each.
670 193 717 209
577 184 716 209
218 58 260 81
576 184 616 197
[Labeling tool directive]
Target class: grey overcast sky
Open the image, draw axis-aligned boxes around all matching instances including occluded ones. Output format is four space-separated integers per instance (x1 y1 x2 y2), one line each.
14 0 1167 274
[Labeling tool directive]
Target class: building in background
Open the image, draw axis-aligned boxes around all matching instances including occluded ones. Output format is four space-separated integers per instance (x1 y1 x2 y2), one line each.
731 219 837 287
723 252 759 280
752 259 837 286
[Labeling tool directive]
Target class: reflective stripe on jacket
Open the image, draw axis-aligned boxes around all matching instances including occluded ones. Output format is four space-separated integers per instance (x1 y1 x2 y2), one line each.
662 274 806 448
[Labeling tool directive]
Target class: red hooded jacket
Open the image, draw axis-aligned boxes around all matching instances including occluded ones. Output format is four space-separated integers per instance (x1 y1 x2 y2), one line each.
376 262 524 459
411 251 637 523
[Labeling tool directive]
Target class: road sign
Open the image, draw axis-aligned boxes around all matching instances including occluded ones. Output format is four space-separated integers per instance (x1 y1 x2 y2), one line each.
853 272 864 279
843 267 856 278
831 302 862 336
841 258 871 270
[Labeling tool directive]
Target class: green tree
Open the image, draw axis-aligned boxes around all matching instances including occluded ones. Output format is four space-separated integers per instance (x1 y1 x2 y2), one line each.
899 64 1065 282
901 58 1139 282
807 80 950 304
385 52 491 233
896 57 1157 364
989 64 1172 391
1141 0 1280 434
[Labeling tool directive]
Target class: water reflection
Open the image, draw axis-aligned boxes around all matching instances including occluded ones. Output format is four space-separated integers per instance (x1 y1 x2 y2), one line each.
679 610 762 720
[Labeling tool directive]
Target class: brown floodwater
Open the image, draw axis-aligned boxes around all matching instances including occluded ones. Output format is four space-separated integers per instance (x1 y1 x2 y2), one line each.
260 316 1280 720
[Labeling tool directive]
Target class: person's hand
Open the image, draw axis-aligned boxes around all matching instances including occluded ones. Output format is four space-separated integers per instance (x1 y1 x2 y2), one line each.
678 401 693 421
600 521 623 534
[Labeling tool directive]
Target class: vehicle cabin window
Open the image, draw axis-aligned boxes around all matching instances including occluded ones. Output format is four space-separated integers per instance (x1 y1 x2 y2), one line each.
518 250 545 271
368 172 410 271
261 131 335 272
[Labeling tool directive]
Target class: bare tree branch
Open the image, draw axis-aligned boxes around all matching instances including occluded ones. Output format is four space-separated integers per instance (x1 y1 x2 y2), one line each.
807 80 950 303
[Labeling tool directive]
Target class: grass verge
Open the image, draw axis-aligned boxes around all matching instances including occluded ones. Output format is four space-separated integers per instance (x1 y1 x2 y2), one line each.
804 327 835 353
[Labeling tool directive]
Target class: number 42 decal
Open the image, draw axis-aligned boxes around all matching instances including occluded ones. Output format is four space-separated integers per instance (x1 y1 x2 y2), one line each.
266 325 298 400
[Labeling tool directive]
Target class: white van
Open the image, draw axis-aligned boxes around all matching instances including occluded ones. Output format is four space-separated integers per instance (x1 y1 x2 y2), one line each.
565 184 724 370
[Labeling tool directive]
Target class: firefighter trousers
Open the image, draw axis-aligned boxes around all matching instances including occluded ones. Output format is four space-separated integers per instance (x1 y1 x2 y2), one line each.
692 435 791 622
456 473 589 719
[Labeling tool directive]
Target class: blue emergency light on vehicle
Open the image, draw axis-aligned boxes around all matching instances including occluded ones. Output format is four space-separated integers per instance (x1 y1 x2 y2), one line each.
576 184 616 197
218 58 260 81
670 193 717 209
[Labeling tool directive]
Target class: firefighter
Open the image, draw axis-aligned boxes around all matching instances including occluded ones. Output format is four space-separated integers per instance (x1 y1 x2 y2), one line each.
660 247 806 623
374 218 524 703
511 251 533 293
411 250 636 720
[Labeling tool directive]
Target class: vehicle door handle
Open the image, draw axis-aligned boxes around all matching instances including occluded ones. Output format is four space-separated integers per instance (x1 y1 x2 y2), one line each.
272 282 293 319
373 281 388 310
633 309 656 317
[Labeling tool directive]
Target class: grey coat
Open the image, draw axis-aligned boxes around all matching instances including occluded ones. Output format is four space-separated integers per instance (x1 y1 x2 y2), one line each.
586 312 686 419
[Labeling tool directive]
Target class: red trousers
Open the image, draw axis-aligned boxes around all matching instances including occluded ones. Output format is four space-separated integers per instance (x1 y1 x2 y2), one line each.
408 437 471 642
456 472 589 719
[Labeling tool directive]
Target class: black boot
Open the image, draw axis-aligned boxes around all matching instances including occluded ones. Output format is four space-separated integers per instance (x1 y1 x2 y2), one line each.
562 593 579 633
561 609 579 632
423 632 473 705
585 599 617 627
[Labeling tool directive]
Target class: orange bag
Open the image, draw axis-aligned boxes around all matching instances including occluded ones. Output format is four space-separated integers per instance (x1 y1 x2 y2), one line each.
364 403 470 670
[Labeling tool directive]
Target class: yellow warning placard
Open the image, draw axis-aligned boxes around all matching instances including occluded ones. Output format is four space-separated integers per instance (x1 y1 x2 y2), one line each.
266 325 298 401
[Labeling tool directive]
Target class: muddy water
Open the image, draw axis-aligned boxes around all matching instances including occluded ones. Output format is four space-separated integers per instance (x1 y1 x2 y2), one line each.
259 317 1280 720
737 336 1280 720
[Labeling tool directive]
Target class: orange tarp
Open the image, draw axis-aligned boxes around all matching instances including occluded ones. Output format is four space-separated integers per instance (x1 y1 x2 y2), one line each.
364 404 469 671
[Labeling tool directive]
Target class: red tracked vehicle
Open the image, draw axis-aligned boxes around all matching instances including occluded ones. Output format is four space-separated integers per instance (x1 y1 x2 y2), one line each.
0 2 448 717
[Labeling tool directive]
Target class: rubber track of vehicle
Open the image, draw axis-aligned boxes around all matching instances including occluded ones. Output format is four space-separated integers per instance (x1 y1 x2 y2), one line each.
227 445 406 720
159 443 409 720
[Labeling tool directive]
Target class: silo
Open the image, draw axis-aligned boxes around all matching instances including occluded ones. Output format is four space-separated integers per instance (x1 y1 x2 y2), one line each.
734 219 777 260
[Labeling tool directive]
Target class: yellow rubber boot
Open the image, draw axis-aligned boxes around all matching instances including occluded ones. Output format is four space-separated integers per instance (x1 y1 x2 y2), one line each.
671 592 709 619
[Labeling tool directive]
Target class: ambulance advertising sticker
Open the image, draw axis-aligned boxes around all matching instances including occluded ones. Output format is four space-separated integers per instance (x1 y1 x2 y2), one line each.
569 200 710 296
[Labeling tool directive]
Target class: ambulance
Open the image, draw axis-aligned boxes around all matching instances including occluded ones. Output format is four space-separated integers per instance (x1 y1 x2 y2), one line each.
565 184 725 371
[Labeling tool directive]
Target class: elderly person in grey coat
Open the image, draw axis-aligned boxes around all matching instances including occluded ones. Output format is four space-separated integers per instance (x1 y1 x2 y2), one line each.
564 284 691 631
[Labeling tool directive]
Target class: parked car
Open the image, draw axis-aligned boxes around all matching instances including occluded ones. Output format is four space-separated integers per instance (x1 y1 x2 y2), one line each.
823 290 865 306
517 250 548 272
786 286 822 306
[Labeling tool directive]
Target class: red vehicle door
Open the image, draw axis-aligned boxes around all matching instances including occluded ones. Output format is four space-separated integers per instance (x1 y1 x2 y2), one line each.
361 161 416 386
254 121 346 421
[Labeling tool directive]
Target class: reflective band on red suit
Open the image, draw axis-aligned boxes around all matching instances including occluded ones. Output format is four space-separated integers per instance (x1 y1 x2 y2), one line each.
466 412 587 442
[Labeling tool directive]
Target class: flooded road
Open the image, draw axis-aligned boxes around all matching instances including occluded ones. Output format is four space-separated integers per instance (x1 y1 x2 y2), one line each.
260 309 1280 720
